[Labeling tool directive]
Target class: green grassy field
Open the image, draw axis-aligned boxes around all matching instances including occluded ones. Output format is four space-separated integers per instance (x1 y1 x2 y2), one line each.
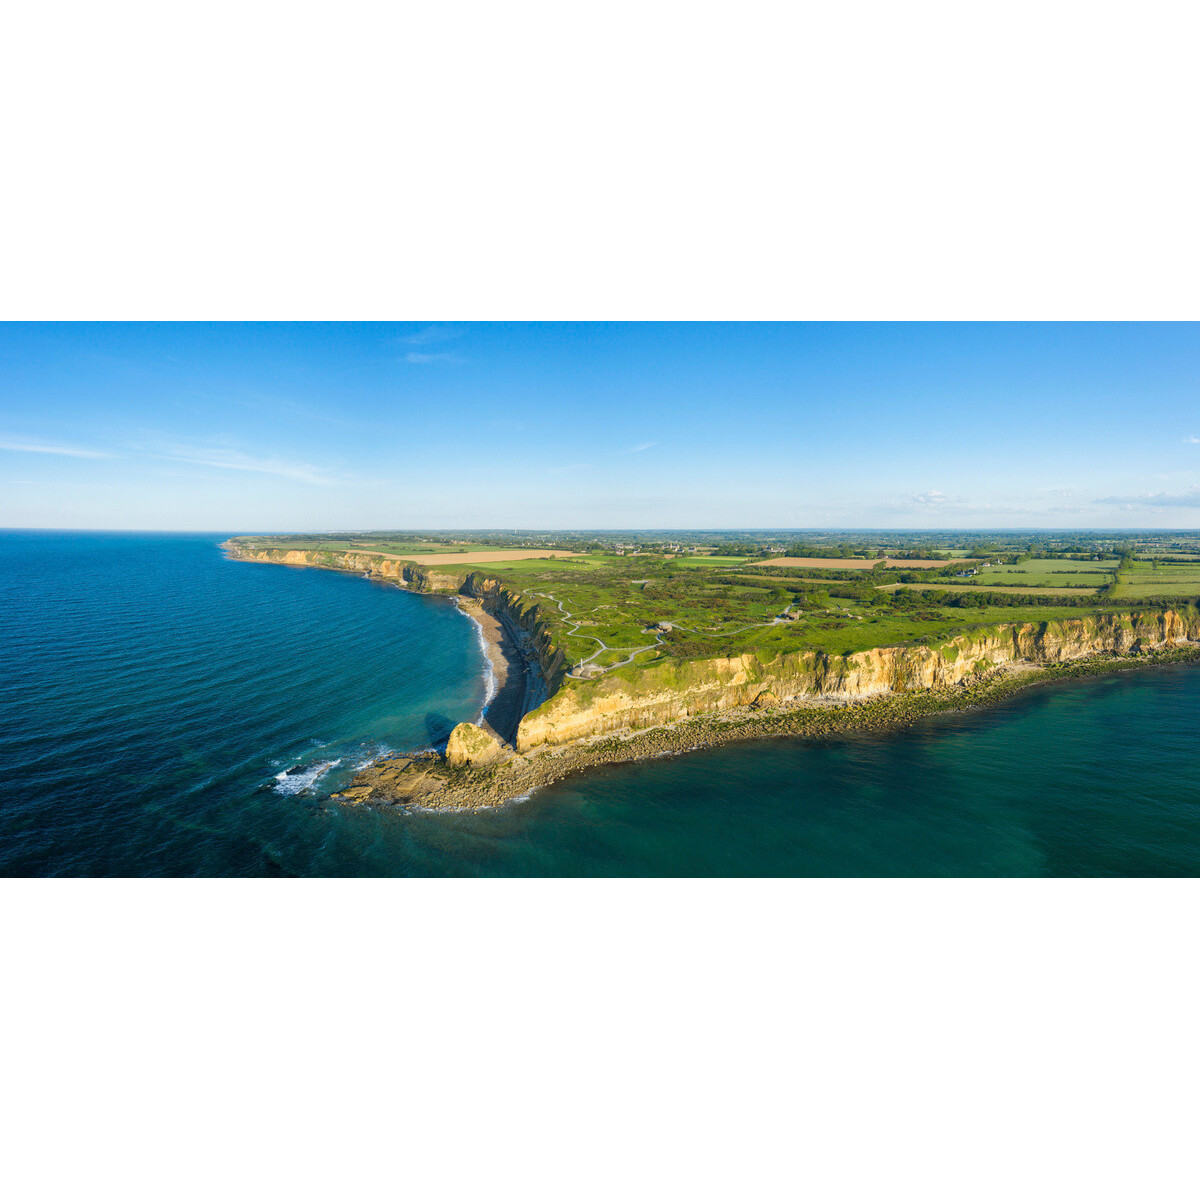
970 558 1117 588
464 553 1136 671
669 555 752 567
1113 561 1200 599
455 554 609 573
249 537 505 556
233 535 1193 678
882 581 1099 598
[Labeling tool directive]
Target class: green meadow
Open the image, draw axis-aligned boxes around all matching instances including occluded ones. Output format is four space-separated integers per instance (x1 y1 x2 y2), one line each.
239 535 1197 676
250 536 505 556
468 554 1137 671
1114 561 1200 599
971 558 1117 588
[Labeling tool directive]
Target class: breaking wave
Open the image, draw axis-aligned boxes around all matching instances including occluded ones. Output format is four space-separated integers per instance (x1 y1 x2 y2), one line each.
273 758 341 795
456 600 498 712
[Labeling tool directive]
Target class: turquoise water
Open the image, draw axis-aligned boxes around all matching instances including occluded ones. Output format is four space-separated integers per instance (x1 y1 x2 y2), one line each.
3 532 1199 876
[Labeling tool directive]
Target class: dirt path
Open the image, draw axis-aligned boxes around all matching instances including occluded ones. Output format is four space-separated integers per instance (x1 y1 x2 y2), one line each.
530 588 795 677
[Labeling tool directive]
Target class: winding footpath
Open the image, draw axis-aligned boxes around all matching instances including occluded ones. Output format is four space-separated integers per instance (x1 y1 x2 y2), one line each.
528 591 806 677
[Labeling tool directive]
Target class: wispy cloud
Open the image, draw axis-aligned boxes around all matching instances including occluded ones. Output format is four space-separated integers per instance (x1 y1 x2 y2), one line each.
404 351 464 365
144 442 336 485
397 325 464 347
620 441 657 454
0 438 114 459
911 489 946 506
1095 487 1200 509
1188 435 1200 444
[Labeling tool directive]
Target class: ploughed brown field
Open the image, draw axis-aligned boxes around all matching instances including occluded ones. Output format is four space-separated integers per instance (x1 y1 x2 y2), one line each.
756 556 960 570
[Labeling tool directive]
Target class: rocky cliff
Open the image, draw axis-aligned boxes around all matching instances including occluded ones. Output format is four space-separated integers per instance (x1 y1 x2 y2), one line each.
224 543 1199 763
514 608 1200 751
223 542 567 693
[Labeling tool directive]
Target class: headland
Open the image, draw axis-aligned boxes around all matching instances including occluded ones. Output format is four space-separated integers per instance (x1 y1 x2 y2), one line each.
222 534 1200 810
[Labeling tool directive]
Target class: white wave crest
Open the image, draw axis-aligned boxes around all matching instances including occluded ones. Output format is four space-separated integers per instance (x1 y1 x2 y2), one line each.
273 758 341 796
455 600 497 712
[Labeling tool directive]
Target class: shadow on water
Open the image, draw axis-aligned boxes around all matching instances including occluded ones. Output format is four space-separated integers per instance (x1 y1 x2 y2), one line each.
424 712 456 750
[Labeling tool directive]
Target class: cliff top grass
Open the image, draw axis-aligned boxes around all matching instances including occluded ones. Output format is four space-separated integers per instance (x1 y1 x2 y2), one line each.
230 534 1200 678
1113 560 1200 598
238 535 507 556
447 554 1193 673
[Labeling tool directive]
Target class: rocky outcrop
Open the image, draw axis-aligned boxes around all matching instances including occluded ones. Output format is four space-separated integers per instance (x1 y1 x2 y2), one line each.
446 722 506 767
514 608 1200 751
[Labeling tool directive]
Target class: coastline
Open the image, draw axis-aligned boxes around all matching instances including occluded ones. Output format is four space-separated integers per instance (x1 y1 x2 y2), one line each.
221 541 1200 811
453 597 529 745
222 539 543 748
334 642 1200 810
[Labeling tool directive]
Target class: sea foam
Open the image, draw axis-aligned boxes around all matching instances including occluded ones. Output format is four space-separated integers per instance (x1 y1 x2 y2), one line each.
273 758 341 796
456 600 498 712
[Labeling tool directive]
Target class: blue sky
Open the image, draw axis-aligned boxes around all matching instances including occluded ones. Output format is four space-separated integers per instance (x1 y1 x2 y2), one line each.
2 322 1198 531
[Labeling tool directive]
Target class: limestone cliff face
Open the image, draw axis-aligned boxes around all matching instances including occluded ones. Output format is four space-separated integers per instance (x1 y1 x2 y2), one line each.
459 572 567 691
224 543 566 693
514 609 1200 752
224 544 1199 758
225 544 465 591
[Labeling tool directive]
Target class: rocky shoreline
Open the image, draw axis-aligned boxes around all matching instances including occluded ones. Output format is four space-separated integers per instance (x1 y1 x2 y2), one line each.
453 597 525 744
331 643 1200 811
222 541 1200 812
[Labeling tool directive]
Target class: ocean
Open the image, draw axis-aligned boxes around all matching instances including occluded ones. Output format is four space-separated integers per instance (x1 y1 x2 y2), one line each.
2 531 1199 876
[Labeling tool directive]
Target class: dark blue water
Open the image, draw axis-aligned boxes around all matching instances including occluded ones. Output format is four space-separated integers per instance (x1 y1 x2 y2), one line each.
3 532 1199 875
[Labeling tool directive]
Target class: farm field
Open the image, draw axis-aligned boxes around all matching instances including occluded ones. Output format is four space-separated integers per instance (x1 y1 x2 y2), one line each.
755 556 953 570
230 534 1197 683
880 581 1098 598
970 558 1117 588
452 553 607 573
249 537 506 556
468 553 1115 672
400 549 585 566
1113 562 1200 599
244 536 586 567
669 555 752 567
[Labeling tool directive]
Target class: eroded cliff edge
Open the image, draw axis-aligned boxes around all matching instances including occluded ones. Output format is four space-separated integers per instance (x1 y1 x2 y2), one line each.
224 541 1200 806
514 608 1200 751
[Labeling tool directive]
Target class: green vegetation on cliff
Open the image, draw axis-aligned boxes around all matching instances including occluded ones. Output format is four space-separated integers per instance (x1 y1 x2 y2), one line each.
226 533 1200 762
